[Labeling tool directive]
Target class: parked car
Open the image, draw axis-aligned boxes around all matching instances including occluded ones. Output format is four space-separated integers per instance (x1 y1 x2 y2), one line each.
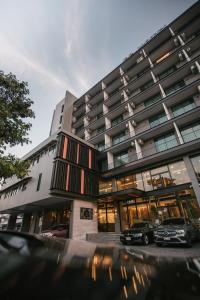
154 217 198 247
120 221 155 245
41 224 69 238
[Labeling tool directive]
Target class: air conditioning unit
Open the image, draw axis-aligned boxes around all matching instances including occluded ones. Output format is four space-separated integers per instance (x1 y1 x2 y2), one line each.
125 75 130 81
72 117 76 123
126 89 130 95
86 116 90 121
180 32 186 41
178 52 184 61
125 129 129 134
85 94 91 102
125 105 128 111
87 128 92 134
131 141 135 147
87 103 92 109
173 38 179 47
120 78 124 83
131 120 137 127
73 106 77 112
72 128 76 134
138 138 144 145
130 102 135 108
125 123 129 128
197 85 200 93
186 47 191 53
190 65 197 74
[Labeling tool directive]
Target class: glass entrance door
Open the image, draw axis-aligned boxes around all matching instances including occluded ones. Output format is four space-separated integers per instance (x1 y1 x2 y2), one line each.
98 202 115 232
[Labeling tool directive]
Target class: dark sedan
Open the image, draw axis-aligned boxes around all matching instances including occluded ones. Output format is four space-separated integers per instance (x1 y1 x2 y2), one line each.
120 221 155 245
154 217 198 247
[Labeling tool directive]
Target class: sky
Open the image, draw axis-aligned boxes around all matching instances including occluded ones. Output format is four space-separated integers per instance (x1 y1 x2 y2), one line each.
0 0 197 158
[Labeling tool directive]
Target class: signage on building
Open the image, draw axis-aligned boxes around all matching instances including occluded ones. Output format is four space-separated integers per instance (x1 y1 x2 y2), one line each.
80 208 93 220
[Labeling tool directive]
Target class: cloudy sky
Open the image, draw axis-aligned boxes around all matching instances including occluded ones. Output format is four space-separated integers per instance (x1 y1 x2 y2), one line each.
0 0 196 158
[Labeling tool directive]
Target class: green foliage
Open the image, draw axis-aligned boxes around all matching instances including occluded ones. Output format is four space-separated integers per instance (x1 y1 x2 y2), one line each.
0 71 34 180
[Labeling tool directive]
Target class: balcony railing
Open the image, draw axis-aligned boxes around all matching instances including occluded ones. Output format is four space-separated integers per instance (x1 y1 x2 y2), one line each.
103 133 200 171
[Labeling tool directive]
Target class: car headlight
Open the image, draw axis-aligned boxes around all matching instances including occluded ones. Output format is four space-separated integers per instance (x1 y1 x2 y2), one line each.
176 229 185 235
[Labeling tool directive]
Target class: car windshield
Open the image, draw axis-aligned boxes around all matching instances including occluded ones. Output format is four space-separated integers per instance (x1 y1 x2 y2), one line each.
162 218 185 225
131 222 148 228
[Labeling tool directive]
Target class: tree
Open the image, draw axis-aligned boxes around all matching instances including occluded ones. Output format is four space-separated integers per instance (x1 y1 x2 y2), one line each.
0 71 35 181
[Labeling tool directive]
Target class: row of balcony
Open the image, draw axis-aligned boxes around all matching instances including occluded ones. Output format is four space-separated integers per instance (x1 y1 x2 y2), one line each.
72 11 200 113
72 35 200 135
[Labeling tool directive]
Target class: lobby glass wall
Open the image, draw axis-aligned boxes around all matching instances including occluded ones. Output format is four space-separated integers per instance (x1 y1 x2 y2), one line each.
98 202 115 232
191 154 200 182
119 189 200 231
42 205 71 231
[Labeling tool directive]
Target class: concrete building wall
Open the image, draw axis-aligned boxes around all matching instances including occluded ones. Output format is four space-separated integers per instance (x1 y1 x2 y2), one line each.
49 91 77 136
0 148 55 212
70 200 98 240
135 119 150 135
142 139 156 157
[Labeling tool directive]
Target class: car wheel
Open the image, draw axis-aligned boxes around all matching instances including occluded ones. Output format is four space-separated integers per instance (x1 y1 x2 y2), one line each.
156 243 162 247
143 235 149 246
186 235 192 248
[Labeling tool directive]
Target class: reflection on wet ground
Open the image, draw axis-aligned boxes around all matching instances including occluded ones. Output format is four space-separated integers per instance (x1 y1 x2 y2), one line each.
0 234 200 299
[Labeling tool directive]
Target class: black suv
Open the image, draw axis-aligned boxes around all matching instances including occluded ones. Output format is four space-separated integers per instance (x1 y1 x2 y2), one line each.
154 217 198 247
120 222 155 245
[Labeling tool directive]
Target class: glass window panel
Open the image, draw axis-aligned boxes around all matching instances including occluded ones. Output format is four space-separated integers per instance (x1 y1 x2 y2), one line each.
155 133 177 152
150 166 168 175
149 112 167 128
181 123 200 142
142 171 153 191
135 173 144 190
169 161 190 185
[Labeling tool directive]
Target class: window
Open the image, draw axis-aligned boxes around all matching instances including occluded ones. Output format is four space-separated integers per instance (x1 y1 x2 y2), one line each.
97 141 105 151
112 131 126 145
140 79 154 91
181 123 200 142
111 115 123 127
61 104 64 113
36 173 42 191
59 115 63 124
117 173 144 191
99 179 112 194
168 161 190 185
96 125 105 134
114 151 128 167
155 133 178 152
191 155 200 182
144 93 161 107
172 99 195 117
158 66 177 80
149 112 167 128
165 80 185 96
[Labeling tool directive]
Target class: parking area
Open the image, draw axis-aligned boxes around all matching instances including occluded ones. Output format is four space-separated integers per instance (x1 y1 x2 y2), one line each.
123 242 200 258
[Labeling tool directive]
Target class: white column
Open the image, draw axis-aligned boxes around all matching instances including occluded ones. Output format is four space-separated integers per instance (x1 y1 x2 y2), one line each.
169 27 175 36
150 71 157 83
103 103 108 115
105 133 111 148
103 90 109 101
127 120 135 137
162 103 171 120
142 49 147 57
107 152 114 169
102 81 106 90
105 117 111 129
119 67 124 76
84 117 89 127
86 103 91 113
148 57 154 68
135 139 143 159
159 83 166 98
121 76 128 86
182 49 190 62
195 61 200 73
126 103 134 117
173 122 184 144
84 129 91 141
121 89 129 101
177 35 185 46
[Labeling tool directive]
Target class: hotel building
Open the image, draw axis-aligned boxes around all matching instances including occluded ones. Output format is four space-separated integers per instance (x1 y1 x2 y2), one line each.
0 2 200 239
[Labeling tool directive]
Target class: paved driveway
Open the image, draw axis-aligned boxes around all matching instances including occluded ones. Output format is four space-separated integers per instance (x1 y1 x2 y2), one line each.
123 242 200 258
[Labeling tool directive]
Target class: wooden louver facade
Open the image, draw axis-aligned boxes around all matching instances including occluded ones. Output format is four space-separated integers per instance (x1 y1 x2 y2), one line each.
50 132 99 197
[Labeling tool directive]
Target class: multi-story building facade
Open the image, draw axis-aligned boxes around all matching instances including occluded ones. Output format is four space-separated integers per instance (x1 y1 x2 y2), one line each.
0 2 200 238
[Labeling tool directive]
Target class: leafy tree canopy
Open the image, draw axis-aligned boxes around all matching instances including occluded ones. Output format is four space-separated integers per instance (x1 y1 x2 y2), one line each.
0 71 35 181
